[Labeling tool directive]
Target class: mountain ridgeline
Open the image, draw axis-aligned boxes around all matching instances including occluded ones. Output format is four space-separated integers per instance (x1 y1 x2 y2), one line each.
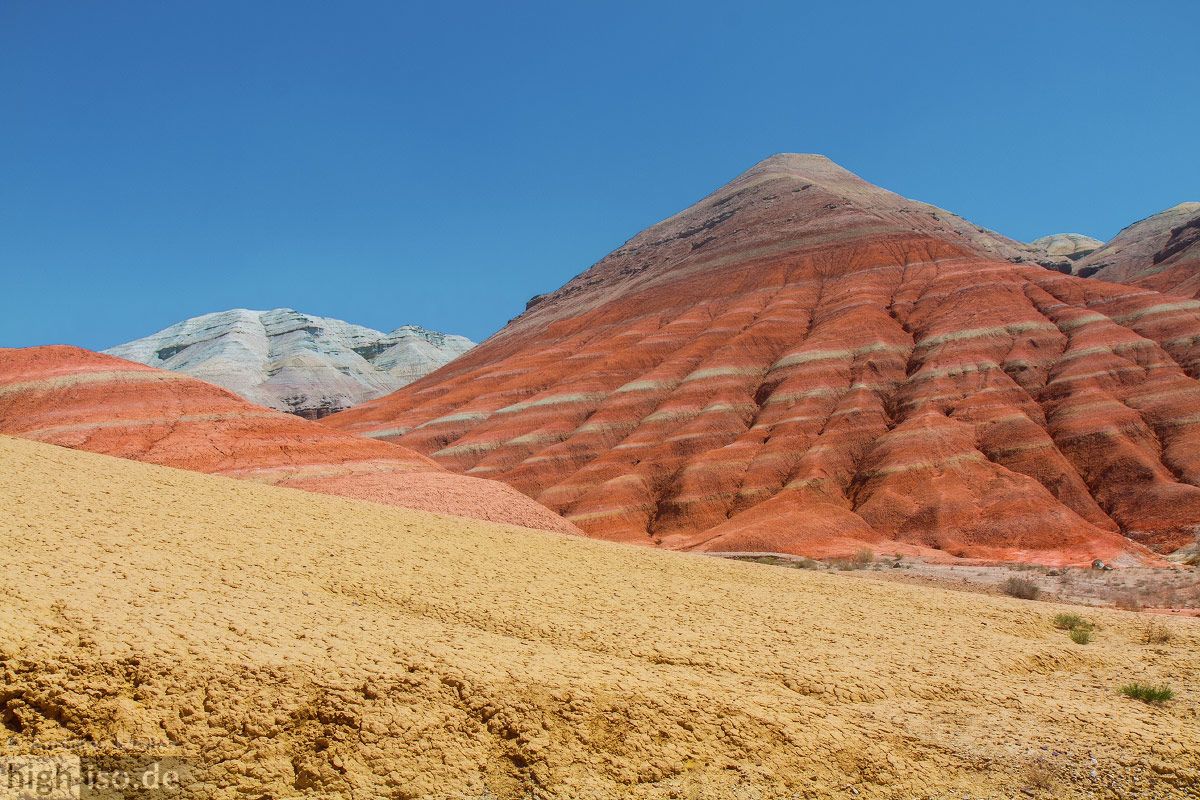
325 154 1200 565
105 308 474 419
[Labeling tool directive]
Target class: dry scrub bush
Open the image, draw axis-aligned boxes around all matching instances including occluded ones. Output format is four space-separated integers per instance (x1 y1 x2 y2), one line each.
1112 592 1143 612
1002 577 1041 600
852 548 874 567
1142 622 1173 645
1024 758 1056 791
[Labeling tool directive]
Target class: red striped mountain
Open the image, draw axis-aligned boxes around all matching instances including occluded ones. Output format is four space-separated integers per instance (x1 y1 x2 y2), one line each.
1071 202 1200 297
326 155 1200 565
0 346 579 535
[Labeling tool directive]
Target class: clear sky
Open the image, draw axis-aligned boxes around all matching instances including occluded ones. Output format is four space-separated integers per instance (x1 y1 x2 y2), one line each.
3 1 1197 349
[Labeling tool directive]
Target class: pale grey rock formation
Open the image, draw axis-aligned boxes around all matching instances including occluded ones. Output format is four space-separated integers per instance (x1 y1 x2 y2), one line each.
1029 233 1104 263
105 309 474 418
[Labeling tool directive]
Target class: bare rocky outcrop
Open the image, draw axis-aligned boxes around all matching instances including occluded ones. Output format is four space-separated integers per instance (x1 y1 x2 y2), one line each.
325 155 1200 563
1029 233 1104 269
1071 202 1200 294
105 308 474 418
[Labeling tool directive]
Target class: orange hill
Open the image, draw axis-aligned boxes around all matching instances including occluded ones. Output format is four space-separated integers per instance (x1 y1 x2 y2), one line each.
0 345 579 535
326 155 1200 565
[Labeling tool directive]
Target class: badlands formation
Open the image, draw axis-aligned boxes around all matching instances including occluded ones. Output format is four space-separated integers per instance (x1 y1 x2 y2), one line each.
1029 233 1103 266
2 435 1197 799
328 155 1200 564
105 308 474 419
0 345 576 534
1071 202 1200 297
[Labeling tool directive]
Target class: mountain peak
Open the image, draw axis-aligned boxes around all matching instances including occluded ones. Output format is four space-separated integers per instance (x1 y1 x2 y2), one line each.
328 153 1200 563
104 309 474 418
1071 200 1200 289
507 155 1040 329
749 152 840 173
1029 233 1104 262
727 153 877 198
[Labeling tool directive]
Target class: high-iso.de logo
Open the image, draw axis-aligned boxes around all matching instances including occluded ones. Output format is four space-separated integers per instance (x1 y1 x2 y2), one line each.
3 753 187 799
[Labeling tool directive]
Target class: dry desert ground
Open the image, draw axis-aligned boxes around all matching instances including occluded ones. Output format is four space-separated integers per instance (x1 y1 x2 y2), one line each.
0 434 1197 799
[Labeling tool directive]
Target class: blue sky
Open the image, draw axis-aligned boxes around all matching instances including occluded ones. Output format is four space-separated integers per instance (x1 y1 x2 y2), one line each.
2 0 1197 349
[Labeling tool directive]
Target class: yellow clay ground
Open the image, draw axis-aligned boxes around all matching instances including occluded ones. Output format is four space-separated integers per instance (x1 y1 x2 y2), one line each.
0 435 1196 799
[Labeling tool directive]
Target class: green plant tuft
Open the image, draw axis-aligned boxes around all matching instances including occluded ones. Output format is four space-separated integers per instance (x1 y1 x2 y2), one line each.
1069 627 1091 645
1053 613 1090 631
1120 682 1174 704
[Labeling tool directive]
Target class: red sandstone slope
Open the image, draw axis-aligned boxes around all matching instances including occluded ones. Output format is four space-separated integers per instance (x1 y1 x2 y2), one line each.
1073 203 1200 297
0 346 579 535
325 155 1200 565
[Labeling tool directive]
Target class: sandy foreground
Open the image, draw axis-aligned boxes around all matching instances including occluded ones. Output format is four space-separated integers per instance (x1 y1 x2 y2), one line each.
0 435 1196 799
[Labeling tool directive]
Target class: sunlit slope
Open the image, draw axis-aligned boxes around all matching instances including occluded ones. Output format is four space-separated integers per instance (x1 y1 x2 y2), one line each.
0 345 578 535
327 155 1200 562
0 435 1196 799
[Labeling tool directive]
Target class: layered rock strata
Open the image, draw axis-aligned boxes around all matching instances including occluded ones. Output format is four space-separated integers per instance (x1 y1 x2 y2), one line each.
106 308 474 418
326 155 1200 563
1072 203 1200 297
0 345 577 534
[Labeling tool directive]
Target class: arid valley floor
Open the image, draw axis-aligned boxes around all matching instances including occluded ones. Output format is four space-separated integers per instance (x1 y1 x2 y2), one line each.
2 435 1196 799
6 3 1200 795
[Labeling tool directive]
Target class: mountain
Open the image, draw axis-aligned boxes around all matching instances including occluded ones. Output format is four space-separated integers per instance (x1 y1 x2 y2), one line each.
104 308 474 418
1030 232 1103 264
1071 202 1200 296
5 434 1196 798
325 154 1200 564
0 345 577 534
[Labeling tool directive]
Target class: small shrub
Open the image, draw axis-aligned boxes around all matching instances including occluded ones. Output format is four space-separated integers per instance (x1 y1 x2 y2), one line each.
792 557 819 570
1069 627 1092 645
1023 758 1056 791
1053 613 1090 631
830 549 875 570
1113 592 1143 612
1120 683 1174 704
1002 576 1041 600
1142 622 1174 645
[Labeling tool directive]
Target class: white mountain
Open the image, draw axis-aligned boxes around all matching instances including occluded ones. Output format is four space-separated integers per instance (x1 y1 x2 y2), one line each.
1028 232 1104 263
104 308 474 418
